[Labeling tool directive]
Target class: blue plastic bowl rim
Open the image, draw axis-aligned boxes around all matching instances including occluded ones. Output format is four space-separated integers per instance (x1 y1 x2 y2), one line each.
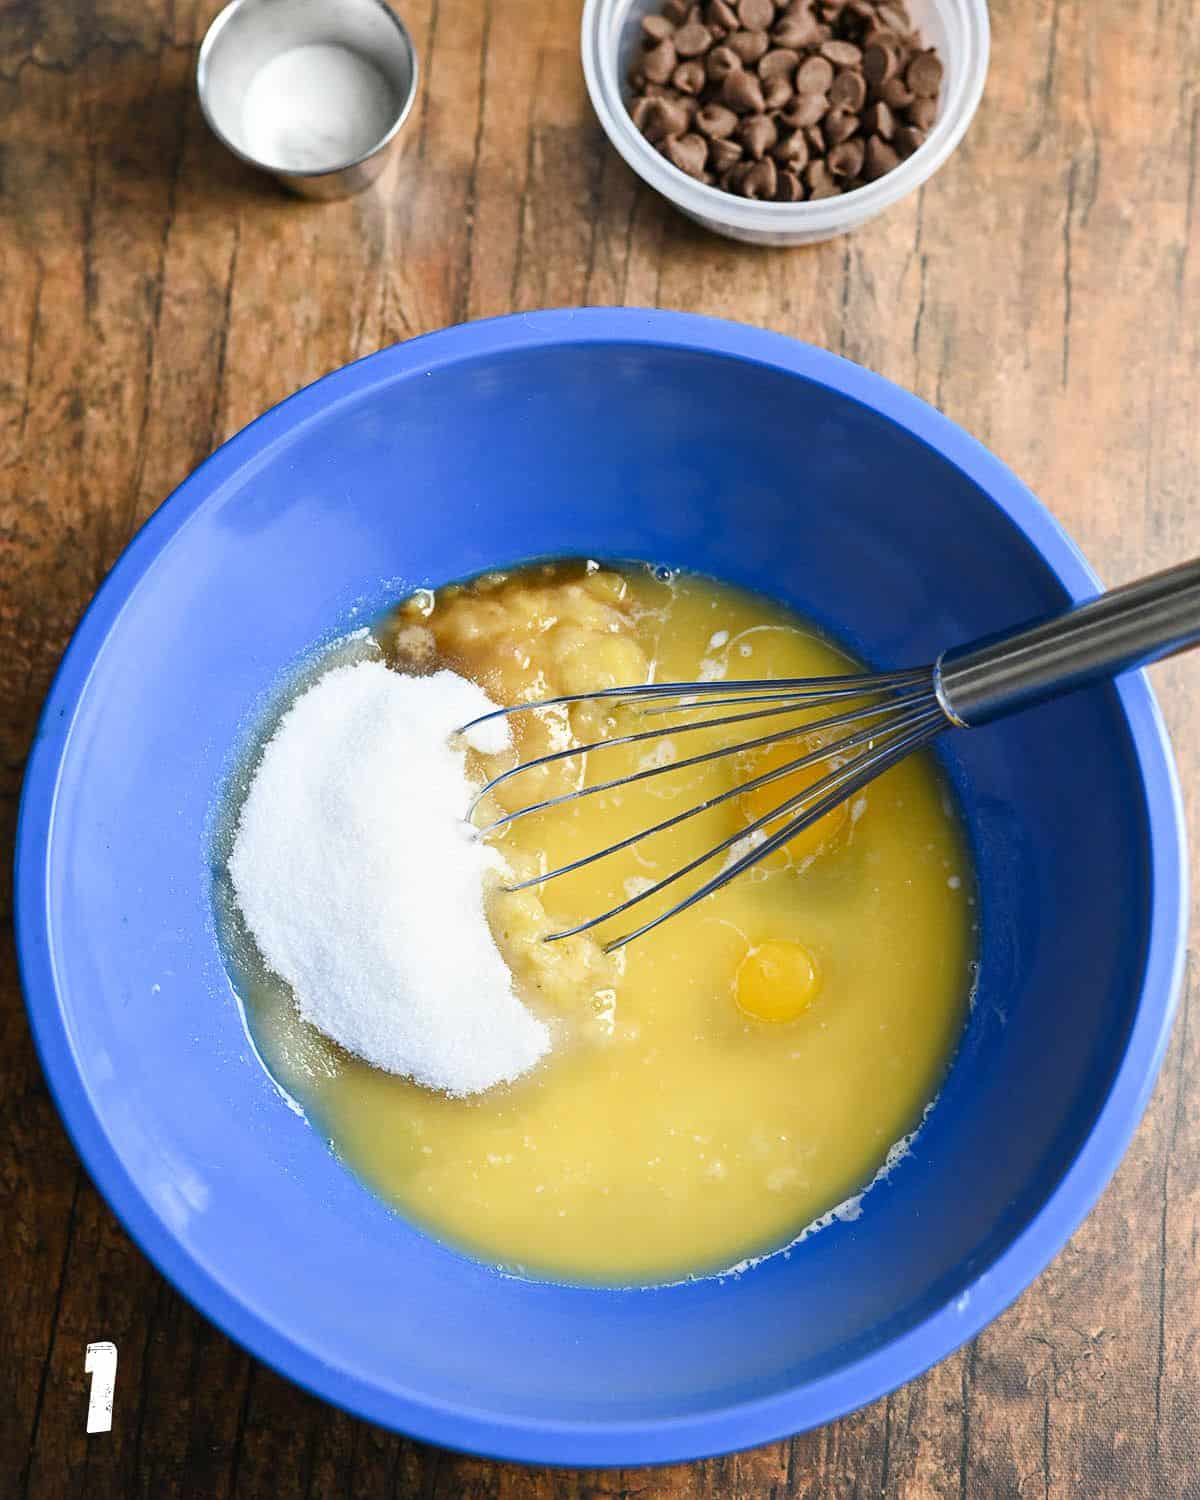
14 308 1188 1467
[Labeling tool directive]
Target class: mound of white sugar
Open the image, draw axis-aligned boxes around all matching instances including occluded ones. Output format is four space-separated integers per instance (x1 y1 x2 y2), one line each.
229 659 549 1096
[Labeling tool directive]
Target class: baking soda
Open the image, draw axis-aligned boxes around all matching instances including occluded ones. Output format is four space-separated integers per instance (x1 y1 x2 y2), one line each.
240 43 397 173
229 660 549 1095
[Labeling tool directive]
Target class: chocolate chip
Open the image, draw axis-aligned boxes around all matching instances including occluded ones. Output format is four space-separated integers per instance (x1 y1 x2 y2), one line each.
794 54 834 93
775 168 804 200
829 67 867 111
737 0 774 27
804 157 839 197
879 74 914 108
754 77 786 112
629 95 656 130
643 38 678 84
772 128 810 168
728 28 769 62
863 133 900 179
642 14 676 41
827 137 864 177
674 20 714 55
758 47 800 80
709 136 744 172
706 44 743 81
803 123 826 154
862 41 897 85
781 90 829 126
722 67 766 112
673 58 708 93
772 14 822 48
741 156 778 198
738 112 778 157
876 3 911 35
906 49 942 97
821 38 862 66
696 101 739 137
642 97 691 141
862 99 894 138
906 94 937 129
706 0 739 30
863 25 903 50
665 131 710 177
894 123 925 157
661 0 690 20
822 107 859 145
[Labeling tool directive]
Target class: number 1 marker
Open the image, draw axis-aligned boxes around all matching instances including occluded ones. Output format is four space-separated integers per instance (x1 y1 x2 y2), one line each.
84 1342 117 1434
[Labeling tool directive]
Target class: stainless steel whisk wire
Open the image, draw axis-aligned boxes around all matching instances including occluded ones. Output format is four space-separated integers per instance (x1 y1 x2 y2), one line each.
461 559 1200 951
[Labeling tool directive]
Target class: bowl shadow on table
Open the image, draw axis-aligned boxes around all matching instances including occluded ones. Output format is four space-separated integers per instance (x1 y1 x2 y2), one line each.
120 78 284 209
200 1349 769 1491
19 43 303 214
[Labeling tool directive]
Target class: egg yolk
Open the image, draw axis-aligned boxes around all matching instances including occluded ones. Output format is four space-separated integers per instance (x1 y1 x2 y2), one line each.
738 740 850 867
735 940 822 1023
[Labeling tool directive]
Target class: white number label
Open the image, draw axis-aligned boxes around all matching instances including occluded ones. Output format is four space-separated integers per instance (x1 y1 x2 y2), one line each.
84 1342 117 1434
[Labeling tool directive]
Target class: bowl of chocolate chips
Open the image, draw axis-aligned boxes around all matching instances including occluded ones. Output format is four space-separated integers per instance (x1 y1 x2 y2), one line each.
582 0 988 244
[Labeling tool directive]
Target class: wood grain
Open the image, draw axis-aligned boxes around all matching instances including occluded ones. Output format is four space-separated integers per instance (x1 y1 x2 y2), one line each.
2 0 1199 1493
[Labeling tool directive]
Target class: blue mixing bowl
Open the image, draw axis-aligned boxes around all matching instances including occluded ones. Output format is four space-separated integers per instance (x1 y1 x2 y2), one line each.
16 309 1186 1465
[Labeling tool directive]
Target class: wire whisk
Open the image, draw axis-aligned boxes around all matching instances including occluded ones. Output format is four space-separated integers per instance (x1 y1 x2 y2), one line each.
461 559 1200 951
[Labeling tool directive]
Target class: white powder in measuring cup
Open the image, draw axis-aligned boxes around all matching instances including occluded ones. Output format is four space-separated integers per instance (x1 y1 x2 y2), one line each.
239 44 397 173
229 659 550 1096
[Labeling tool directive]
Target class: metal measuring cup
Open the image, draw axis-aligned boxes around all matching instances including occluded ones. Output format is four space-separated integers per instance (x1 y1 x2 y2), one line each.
197 0 418 199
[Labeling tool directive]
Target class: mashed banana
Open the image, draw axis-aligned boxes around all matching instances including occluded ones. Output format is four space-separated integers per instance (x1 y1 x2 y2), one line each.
237 563 974 1283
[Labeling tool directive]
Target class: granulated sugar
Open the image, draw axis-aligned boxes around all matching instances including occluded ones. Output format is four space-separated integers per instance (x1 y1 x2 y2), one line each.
229 659 549 1095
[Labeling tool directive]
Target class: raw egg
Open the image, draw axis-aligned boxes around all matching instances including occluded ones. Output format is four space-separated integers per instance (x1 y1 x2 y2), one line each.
735 939 822 1023
737 740 850 867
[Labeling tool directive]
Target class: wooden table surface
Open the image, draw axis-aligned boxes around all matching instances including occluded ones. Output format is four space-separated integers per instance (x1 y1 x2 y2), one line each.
3 0 1199 1493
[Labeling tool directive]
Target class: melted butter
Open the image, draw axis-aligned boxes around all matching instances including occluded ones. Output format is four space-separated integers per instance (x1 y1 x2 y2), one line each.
233 564 973 1283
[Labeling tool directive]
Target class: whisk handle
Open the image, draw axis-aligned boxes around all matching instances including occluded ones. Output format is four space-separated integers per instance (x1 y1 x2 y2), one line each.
935 558 1200 728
